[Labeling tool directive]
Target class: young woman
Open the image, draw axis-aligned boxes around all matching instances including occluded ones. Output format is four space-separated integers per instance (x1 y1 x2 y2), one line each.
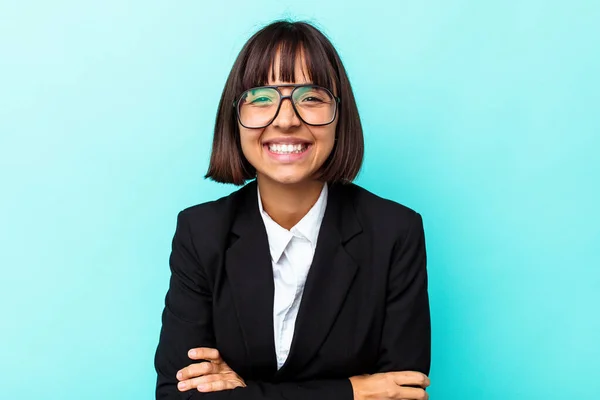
154 20 431 400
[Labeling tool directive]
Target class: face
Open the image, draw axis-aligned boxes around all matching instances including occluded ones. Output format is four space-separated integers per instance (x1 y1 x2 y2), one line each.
238 53 338 187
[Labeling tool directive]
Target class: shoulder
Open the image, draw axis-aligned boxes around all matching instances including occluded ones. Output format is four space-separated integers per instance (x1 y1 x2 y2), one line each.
176 183 253 238
336 182 423 236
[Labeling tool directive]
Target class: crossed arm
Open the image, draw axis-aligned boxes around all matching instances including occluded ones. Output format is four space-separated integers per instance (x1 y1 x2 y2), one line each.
154 211 430 400
174 347 430 400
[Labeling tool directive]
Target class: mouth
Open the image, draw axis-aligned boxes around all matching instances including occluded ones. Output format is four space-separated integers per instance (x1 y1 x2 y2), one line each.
262 140 313 163
263 142 311 155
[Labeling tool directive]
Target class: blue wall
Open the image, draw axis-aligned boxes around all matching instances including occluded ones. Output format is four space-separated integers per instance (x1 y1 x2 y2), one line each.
1 1 598 398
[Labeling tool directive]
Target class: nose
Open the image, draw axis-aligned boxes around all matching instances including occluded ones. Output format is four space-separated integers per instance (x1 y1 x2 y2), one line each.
272 96 301 130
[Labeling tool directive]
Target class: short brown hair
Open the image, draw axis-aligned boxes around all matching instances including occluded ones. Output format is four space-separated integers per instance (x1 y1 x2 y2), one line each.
205 20 364 185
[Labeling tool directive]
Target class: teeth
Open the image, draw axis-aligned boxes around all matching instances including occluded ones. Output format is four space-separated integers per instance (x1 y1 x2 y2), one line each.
268 143 307 154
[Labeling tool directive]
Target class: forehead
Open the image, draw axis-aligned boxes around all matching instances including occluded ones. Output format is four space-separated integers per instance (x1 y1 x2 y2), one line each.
241 41 336 92
268 50 311 85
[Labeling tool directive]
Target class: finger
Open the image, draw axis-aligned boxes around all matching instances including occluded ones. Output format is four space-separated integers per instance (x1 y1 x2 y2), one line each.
187 347 222 361
396 386 428 400
178 374 232 392
178 373 222 391
390 371 430 388
177 379 195 392
177 373 215 392
391 371 429 388
195 374 245 393
177 362 221 381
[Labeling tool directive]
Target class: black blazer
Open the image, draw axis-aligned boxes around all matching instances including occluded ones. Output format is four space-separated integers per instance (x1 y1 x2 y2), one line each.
154 181 430 399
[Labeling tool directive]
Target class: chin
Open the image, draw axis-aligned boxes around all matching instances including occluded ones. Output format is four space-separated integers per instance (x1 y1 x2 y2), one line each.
273 175 306 185
264 171 311 185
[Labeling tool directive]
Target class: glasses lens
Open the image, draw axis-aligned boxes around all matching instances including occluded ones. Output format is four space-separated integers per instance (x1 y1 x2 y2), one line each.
237 86 337 128
292 86 336 125
238 87 280 128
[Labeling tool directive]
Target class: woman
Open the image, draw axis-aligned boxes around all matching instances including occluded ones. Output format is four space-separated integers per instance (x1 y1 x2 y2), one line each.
154 20 431 400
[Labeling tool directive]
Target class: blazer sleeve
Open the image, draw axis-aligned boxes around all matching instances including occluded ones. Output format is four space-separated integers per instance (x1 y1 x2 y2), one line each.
154 211 354 400
375 211 431 376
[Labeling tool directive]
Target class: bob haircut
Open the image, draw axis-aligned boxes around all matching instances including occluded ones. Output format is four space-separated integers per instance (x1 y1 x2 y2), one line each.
205 20 364 185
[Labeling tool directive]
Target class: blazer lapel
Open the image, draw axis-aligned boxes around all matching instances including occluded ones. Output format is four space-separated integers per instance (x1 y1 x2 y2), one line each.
277 183 362 377
225 181 278 378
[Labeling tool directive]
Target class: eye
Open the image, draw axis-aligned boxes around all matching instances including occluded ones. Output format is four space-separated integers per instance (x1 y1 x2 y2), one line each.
250 96 273 104
301 96 325 103
294 87 332 104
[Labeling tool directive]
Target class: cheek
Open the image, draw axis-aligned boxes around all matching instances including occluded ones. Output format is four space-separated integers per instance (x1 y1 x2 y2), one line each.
238 127 264 159
314 125 337 154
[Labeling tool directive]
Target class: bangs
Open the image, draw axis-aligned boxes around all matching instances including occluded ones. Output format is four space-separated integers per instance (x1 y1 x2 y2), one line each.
239 23 337 93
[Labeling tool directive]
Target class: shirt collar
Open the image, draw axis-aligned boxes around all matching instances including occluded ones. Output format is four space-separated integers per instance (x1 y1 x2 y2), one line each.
257 183 328 263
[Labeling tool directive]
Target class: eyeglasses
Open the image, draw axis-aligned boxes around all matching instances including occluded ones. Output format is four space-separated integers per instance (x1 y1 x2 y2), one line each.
233 84 340 129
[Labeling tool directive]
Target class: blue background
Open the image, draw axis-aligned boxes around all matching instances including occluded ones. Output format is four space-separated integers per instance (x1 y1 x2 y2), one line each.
1 1 598 398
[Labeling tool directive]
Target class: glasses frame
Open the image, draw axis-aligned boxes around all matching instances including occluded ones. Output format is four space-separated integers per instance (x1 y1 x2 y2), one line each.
233 84 340 129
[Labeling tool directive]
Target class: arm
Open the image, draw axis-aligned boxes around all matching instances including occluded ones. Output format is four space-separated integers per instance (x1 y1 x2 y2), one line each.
375 212 431 375
154 211 354 400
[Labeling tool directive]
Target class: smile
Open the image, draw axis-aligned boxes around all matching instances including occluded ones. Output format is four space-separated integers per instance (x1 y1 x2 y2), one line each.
263 141 313 163
267 143 309 154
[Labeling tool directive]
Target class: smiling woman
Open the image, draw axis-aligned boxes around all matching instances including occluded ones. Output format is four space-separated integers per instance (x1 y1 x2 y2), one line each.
154 20 431 400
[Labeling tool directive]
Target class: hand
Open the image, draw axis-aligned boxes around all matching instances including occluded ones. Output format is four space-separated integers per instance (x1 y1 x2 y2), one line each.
176 347 246 393
349 371 430 400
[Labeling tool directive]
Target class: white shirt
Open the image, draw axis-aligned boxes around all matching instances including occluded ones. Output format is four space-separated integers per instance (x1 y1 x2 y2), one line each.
257 183 328 369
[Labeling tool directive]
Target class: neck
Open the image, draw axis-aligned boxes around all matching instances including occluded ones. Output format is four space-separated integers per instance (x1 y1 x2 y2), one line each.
257 175 325 230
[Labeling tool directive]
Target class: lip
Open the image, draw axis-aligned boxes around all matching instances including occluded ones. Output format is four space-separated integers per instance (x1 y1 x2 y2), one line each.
262 137 313 145
263 143 312 163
